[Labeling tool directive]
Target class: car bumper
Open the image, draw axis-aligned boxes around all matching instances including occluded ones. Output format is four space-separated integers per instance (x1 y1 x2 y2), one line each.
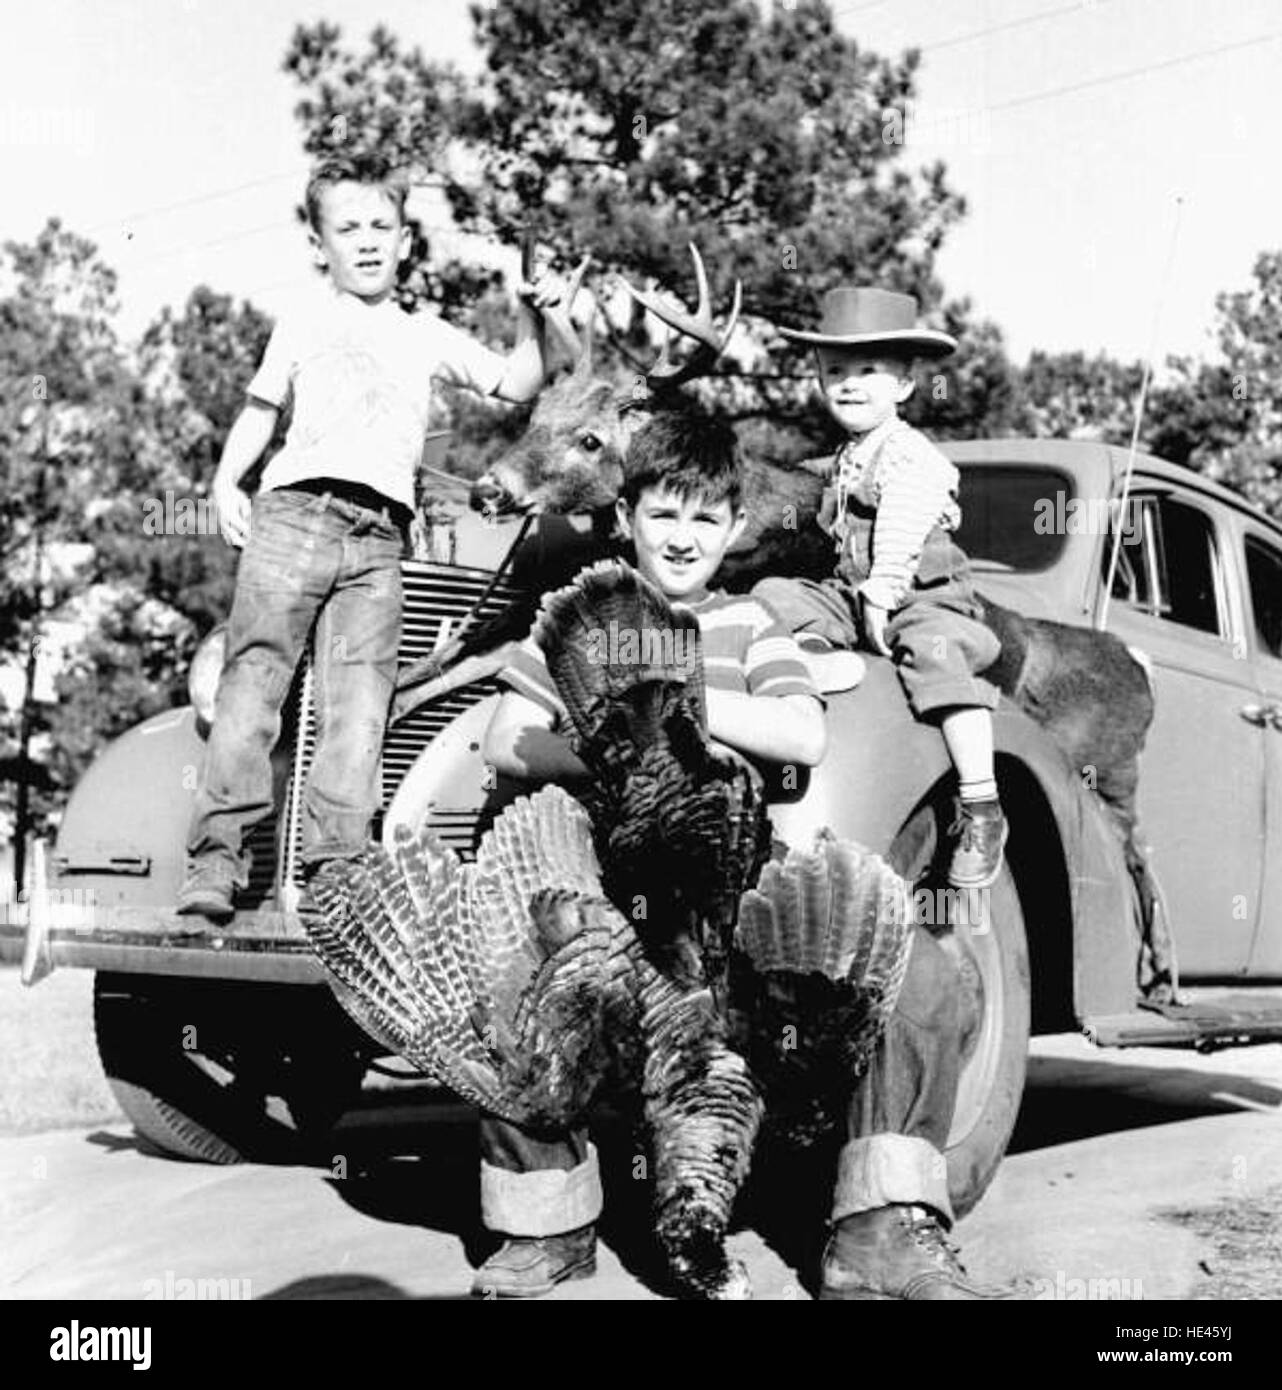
0 906 327 985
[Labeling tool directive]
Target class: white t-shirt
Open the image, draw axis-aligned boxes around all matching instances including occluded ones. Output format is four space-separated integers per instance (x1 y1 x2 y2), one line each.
249 287 506 510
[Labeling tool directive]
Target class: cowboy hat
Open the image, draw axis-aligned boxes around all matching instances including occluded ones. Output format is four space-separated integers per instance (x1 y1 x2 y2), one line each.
779 287 957 359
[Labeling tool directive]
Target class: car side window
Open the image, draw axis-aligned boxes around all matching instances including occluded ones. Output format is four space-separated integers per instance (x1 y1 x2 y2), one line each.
1245 535 1282 660
1105 496 1154 610
1105 494 1222 635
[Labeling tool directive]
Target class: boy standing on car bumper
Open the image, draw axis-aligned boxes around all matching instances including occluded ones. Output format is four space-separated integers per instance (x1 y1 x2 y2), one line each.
179 153 558 917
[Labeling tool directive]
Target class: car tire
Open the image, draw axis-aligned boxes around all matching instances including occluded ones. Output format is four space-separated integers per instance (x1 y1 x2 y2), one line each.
93 973 366 1164
889 798 1031 1220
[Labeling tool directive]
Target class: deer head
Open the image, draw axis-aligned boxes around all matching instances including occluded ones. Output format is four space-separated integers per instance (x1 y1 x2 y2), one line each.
471 245 742 517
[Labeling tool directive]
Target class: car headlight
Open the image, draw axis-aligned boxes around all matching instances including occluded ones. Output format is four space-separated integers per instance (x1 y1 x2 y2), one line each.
187 625 226 732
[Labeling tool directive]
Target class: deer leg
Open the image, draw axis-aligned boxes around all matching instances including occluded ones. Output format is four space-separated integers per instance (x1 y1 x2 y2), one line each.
1092 758 1178 1005
390 644 519 725
392 587 541 713
1121 815 1178 1004
394 637 467 696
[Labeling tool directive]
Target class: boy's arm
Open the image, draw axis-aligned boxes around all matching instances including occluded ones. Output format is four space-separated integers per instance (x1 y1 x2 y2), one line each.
490 274 566 404
213 399 279 548
491 336 544 405
482 689 591 783
431 273 567 405
487 682 824 777
861 436 958 613
707 602 827 765
705 689 827 768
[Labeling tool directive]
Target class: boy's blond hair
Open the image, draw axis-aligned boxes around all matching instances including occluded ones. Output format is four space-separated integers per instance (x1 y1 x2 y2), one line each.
304 153 409 232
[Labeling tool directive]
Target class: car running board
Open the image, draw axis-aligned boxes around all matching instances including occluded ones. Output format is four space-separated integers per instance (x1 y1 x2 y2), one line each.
1085 988 1282 1051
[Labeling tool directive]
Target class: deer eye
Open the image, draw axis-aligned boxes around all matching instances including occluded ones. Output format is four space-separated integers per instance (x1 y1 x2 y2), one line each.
579 433 604 453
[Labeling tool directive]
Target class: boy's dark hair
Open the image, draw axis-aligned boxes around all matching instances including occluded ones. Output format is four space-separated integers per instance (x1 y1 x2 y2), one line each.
304 153 409 232
622 406 742 510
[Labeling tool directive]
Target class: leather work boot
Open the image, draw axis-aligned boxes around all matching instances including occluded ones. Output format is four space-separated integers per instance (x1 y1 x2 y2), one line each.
819 1204 1013 1300
947 797 1009 890
175 863 235 920
470 1224 597 1298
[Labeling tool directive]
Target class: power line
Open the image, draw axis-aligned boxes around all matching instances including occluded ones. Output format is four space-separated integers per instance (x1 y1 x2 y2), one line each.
830 1 892 17
84 13 1282 269
919 0 1107 55
85 170 303 235
986 26 1282 112
113 221 285 267
114 217 505 281
86 169 449 237
831 0 1093 50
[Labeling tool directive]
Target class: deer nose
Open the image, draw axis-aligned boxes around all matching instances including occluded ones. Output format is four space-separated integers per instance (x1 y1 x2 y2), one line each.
470 475 514 514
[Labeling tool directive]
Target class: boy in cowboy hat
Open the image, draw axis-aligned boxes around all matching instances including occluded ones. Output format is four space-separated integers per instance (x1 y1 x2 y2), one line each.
755 287 1007 889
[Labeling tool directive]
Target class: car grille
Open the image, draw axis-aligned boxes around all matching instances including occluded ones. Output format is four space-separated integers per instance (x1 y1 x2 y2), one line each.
241 559 523 904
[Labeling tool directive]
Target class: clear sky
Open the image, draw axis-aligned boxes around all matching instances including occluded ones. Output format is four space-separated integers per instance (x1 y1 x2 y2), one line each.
2 0 1280 363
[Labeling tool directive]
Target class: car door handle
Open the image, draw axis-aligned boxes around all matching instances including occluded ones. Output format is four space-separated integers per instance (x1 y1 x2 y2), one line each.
1241 702 1274 727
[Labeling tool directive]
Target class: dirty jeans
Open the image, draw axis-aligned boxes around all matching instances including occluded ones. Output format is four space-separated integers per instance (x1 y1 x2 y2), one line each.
479 925 961 1237
186 487 404 884
479 1117 602 1238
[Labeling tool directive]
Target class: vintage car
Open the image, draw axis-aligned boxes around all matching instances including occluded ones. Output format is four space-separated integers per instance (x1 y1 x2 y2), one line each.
6 437 1282 1219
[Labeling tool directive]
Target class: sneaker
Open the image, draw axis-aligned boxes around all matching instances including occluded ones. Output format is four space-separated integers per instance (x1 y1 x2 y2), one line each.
947 797 1008 890
175 864 235 920
469 1224 597 1299
819 1204 1014 1301
796 634 836 654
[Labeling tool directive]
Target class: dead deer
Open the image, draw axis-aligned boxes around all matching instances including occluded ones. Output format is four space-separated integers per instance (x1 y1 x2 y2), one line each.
395 247 1171 998
395 247 831 712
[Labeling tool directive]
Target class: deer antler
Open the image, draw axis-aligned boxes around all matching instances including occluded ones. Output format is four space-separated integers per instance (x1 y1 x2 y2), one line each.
621 244 743 390
521 230 593 372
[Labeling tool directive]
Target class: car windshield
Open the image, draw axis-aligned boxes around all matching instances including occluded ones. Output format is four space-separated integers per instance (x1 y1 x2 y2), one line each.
954 464 1074 573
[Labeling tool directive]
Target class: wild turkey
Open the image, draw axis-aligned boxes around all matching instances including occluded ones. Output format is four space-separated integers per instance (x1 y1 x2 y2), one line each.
307 562 914 1298
531 561 775 1000
310 785 763 1297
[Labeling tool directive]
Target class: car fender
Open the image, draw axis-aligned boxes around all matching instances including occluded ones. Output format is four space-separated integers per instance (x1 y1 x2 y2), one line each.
53 706 206 910
771 657 1137 1025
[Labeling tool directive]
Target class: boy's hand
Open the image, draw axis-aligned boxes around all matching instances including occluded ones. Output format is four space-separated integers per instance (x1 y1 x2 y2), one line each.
214 472 253 548
514 269 568 318
860 596 892 656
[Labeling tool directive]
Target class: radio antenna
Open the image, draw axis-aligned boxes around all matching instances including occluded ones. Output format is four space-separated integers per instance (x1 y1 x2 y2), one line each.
1098 195 1185 633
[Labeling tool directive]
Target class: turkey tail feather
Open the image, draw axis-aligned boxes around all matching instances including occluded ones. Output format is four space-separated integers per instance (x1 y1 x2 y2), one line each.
533 560 704 776
731 834 914 1144
307 786 631 1127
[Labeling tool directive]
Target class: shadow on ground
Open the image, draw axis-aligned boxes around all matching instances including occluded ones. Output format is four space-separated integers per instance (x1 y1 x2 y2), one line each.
75 1053 1282 1299
1009 1051 1282 1154
309 1088 842 1297
259 1275 470 1300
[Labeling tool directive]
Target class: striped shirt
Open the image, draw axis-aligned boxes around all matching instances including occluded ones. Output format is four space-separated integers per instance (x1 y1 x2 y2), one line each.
500 589 820 731
829 416 962 612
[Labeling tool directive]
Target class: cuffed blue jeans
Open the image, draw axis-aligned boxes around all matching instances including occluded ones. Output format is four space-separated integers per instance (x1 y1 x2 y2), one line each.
478 925 961 1237
186 487 403 885
479 1117 602 1239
